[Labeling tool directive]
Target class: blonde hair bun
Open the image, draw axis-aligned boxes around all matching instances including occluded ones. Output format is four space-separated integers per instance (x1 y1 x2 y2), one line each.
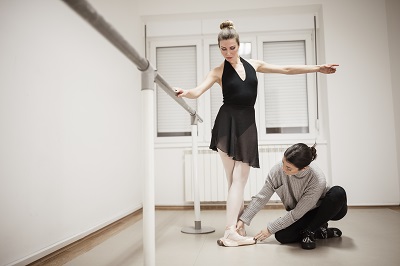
220 20 235 30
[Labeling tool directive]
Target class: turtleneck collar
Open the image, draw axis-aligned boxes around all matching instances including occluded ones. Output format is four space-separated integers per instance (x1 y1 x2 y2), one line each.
293 166 311 178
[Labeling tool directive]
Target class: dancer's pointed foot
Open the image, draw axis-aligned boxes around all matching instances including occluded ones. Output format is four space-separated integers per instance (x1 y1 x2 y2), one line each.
217 226 255 247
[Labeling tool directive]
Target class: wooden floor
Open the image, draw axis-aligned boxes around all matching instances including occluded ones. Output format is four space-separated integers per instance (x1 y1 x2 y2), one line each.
28 205 400 266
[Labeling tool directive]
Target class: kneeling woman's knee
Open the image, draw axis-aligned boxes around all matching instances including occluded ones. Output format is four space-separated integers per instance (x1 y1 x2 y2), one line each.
330 186 347 202
275 231 286 244
275 230 296 244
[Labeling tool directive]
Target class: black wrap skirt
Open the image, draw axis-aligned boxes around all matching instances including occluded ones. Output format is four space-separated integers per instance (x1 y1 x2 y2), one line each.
209 104 259 168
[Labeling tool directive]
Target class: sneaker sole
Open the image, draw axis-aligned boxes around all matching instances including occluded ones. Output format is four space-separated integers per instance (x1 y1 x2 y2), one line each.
217 238 255 247
217 239 238 247
301 239 316 249
302 244 316 250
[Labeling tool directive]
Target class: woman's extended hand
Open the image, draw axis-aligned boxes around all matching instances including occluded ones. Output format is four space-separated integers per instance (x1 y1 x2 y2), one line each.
319 64 339 74
174 87 187 98
254 227 272 241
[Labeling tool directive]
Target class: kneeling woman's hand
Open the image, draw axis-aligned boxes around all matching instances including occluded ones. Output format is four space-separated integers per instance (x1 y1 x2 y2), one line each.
236 220 246 236
254 227 272 241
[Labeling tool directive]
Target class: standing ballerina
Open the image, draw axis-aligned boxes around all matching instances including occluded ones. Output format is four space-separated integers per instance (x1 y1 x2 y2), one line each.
175 20 338 247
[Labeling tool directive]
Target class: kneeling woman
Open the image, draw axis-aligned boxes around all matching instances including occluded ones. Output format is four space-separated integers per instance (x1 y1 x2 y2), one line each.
237 143 347 249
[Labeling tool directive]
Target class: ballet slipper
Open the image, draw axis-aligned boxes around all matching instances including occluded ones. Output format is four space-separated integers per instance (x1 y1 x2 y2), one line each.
217 226 255 247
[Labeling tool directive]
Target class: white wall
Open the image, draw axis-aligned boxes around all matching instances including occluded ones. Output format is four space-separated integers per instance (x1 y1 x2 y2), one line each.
323 0 399 205
0 0 144 265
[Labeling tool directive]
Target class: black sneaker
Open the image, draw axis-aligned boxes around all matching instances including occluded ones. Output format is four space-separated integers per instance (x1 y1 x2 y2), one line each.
301 230 316 250
315 223 342 239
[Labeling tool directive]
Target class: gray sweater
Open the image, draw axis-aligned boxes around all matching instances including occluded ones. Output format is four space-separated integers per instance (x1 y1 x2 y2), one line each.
240 161 330 234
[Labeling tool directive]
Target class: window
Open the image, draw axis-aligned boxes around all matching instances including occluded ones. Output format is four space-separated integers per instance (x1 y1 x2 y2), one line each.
154 45 198 137
257 34 316 140
263 41 309 134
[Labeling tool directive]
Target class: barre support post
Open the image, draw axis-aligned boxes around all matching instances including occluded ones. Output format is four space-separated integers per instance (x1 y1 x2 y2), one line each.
141 65 156 266
181 115 215 234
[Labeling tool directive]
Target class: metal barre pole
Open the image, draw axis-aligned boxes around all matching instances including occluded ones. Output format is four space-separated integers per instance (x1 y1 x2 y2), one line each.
61 0 203 123
61 0 149 70
154 74 203 123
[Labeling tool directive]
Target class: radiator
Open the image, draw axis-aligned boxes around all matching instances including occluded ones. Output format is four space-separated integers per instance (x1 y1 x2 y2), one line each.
184 145 290 202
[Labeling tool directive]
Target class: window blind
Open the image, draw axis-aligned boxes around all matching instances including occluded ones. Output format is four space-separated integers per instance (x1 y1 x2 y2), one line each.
263 41 309 133
156 46 197 136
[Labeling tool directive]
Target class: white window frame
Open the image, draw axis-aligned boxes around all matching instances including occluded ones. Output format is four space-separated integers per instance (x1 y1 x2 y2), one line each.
257 32 318 143
149 39 205 145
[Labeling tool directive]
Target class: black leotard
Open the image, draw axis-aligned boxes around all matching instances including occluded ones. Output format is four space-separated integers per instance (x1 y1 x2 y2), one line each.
209 57 259 168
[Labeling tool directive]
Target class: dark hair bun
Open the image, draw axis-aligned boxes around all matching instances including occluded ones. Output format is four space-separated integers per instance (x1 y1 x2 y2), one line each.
310 143 317 161
220 20 235 30
284 143 318 169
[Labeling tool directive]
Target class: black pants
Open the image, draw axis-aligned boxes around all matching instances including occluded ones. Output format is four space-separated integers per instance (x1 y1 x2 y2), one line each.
275 186 347 244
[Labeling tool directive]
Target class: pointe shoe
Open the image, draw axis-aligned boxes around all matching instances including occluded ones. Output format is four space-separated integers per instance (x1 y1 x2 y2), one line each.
217 226 255 247
217 237 238 247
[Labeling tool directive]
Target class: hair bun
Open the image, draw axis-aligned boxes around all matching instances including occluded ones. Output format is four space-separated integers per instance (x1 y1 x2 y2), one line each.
310 143 318 161
220 20 235 30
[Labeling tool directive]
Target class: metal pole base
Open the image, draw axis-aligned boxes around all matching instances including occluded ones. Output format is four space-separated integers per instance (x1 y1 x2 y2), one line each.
181 221 215 234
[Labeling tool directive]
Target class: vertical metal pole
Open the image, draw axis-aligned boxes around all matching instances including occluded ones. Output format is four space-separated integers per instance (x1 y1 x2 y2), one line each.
191 117 201 227
181 116 215 234
142 67 156 266
314 15 320 132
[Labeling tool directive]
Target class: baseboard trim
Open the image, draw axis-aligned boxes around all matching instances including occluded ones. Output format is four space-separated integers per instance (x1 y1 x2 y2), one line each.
22 206 142 266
